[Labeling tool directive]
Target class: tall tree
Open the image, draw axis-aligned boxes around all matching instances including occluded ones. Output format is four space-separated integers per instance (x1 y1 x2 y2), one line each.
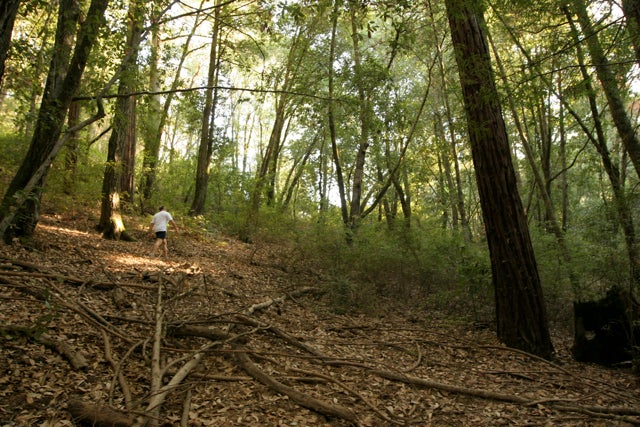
97 0 143 239
190 0 222 216
622 0 640 65
346 0 371 229
444 0 554 357
427 0 470 238
240 5 316 241
0 0 20 84
0 0 109 243
328 0 349 226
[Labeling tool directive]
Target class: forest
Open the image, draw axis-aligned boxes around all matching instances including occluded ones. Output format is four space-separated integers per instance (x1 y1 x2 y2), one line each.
1 0 640 425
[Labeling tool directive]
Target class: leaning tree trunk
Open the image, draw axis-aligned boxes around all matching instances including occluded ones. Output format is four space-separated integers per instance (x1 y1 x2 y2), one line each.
444 0 554 358
0 0 108 244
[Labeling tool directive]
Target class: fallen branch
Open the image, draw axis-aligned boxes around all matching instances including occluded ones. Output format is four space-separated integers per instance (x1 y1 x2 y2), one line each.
102 330 132 408
243 286 316 315
233 350 358 423
67 398 134 427
288 366 401 425
367 368 640 421
1 325 88 370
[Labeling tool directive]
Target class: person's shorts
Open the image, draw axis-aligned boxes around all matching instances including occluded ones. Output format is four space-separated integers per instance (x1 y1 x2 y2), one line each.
155 231 167 239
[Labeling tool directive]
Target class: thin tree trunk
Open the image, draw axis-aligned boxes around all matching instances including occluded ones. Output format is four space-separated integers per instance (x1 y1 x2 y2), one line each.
141 25 162 204
142 2 205 204
427 0 470 239
241 23 310 241
347 0 370 229
445 0 554 358
328 0 349 226
63 101 80 195
488 31 573 272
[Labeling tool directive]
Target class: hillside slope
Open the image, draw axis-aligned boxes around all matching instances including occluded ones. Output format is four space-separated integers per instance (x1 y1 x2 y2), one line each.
1 214 639 426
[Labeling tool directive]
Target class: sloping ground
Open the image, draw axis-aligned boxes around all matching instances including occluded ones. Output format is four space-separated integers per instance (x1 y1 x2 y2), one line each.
1 214 639 426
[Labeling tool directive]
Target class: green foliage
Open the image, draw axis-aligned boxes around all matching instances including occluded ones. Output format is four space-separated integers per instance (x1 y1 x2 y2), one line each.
275 215 493 320
0 133 29 185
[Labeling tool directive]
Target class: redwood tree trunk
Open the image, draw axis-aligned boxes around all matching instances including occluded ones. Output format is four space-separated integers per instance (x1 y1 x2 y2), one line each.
97 0 142 240
444 0 554 358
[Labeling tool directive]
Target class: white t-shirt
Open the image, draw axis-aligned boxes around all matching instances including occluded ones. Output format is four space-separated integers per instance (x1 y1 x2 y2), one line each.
151 211 173 232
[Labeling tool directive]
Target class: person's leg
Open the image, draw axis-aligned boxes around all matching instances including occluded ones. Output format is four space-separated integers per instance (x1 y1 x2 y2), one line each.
152 231 167 256
153 238 162 255
162 239 169 256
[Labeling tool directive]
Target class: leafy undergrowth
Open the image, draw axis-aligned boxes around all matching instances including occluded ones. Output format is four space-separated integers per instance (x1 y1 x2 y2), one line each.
1 213 639 426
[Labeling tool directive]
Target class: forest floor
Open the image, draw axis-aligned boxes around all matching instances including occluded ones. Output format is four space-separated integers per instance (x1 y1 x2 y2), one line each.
1 211 639 427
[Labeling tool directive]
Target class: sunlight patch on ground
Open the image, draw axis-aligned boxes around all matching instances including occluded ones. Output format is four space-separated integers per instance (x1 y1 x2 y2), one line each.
103 253 168 268
38 223 92 237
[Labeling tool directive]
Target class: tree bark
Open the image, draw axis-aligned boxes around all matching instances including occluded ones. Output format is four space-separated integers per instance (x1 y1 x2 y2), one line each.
622 0 640 65
0 0 20 84
97 0 142 240
444 0 554 357
63 101 80 195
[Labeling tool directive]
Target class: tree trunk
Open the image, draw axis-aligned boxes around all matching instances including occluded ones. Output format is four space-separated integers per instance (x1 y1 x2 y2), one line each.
97 0 142 239
63 101 80 195
428 0 470 239
241 23 308 241
0 0 108 244
140 24 162 204
190 0 220 216
444 0 554 358
347 0 370 229
622 0 640 65
0 0 20 84
328 0 349 226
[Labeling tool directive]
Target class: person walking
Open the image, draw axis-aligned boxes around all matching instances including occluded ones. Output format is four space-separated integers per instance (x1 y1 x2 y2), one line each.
149 206 179 257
